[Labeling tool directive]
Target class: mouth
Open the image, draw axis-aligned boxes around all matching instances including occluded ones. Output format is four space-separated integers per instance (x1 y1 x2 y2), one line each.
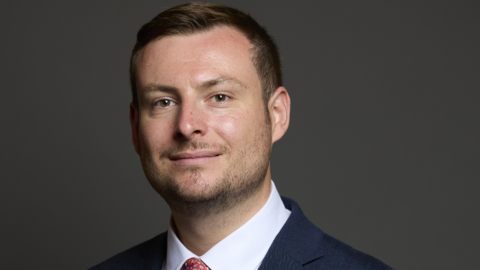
169 151 222 166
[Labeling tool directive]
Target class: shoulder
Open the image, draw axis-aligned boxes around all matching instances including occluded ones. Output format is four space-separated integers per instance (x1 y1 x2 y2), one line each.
88 232 167 270
274 197 393 270
316 233 393 269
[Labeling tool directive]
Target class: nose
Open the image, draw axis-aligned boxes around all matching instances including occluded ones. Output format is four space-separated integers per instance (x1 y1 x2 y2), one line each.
175 100 207 140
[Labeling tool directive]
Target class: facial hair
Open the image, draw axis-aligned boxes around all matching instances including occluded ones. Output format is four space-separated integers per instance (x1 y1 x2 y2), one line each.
139 118 272 218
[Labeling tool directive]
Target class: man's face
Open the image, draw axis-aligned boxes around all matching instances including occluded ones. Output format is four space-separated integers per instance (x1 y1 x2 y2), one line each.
131 26 274 215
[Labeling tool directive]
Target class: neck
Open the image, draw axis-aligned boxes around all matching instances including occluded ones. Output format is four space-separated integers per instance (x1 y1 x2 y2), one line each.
170 175 272 256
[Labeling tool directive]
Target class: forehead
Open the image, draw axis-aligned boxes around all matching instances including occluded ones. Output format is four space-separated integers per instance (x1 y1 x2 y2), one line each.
135 26 260 90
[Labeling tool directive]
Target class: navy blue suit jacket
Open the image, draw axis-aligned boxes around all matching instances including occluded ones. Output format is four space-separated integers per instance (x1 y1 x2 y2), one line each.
90 197 393 269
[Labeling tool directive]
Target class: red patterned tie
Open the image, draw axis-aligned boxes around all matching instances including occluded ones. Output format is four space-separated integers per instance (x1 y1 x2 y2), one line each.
180 258 211 270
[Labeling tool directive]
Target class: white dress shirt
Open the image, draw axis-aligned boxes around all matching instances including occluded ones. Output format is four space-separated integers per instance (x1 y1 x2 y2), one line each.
163 180 291 270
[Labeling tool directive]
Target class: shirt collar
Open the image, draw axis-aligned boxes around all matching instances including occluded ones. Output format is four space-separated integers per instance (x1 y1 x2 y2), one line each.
165 180 291 270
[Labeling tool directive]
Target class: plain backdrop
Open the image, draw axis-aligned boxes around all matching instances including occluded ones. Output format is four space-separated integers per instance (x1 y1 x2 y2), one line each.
1 0 479 269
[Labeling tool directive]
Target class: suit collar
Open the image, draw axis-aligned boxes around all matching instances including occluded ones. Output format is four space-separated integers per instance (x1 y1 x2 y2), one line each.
151 197 323 270
259 197 324 268
143 232 167 270
164 181 290 270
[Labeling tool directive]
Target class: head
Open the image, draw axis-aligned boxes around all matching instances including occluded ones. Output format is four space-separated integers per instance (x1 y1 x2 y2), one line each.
130 2 282 110
129 2 290 217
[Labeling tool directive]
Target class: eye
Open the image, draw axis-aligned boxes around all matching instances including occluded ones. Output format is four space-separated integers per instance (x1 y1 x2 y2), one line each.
154 99 176 107
213 94 229 102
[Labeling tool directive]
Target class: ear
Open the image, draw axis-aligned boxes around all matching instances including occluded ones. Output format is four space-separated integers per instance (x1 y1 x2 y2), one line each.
268 86 291 143
129 102 140 155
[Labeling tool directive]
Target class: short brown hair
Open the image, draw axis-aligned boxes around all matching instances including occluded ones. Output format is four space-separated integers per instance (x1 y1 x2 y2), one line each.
130 2 282 108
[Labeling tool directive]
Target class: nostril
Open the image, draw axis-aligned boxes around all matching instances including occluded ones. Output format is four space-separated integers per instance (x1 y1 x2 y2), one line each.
175 131 186 139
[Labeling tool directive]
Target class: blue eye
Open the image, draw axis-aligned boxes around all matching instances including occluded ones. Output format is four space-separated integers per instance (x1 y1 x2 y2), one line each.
155 99 175 107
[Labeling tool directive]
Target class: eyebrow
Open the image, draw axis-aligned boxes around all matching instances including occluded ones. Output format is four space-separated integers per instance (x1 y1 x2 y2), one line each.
140 76 247 94
198 76 247 90
142 84 178 94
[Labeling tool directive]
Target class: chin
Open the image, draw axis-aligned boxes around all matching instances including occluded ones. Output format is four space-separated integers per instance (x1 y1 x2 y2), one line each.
172 167 220 186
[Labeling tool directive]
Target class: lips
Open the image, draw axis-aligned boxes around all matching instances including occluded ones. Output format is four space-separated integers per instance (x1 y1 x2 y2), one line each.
169 151 221 165
170 151 221 160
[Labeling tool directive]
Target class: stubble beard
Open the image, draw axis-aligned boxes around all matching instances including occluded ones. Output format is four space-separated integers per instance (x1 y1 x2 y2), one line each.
139 120 272 218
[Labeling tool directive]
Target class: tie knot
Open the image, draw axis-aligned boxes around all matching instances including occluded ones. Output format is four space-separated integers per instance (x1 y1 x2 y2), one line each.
180 258 211 270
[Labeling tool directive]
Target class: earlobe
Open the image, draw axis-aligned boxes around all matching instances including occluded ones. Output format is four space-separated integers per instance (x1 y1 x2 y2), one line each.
269 87 291 143
129 102 140 155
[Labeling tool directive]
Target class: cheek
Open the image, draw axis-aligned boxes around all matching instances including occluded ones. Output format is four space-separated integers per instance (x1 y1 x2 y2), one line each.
210 114 238 143
210 109 263 147
139 118 174 152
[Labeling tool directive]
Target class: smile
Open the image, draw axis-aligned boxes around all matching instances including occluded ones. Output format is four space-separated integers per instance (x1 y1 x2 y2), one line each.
169 151 221 166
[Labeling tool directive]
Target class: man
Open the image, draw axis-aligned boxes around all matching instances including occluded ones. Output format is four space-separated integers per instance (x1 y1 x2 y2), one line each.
91 2 392 270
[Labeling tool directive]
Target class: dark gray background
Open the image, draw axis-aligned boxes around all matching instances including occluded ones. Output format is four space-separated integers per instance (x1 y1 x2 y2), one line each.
1 0 478 269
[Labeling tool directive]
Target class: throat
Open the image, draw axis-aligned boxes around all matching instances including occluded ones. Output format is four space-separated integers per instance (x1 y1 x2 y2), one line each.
171 179 272 255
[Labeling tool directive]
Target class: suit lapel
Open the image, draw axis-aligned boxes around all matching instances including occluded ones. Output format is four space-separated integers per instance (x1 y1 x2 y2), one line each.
258 244 303 270
142 232 167 270
259 197 324 269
